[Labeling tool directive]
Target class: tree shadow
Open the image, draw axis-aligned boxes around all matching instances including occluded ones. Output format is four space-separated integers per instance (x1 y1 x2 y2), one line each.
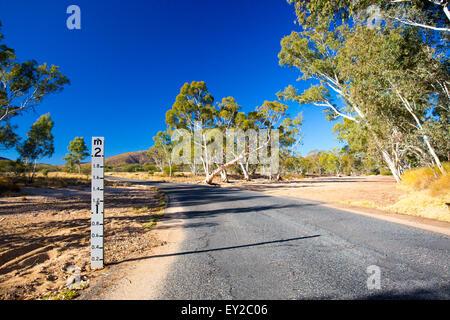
108 234 321 266
357 283 450 300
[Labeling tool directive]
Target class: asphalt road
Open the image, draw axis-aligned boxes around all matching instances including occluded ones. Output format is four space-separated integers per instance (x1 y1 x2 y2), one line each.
115 179 450 299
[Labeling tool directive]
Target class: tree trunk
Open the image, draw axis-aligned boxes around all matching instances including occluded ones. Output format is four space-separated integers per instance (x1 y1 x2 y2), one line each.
276 155 288 181
220 169 228 182
31 159 37 183
381 150 401 183
239 162 250 181
204 154 244 184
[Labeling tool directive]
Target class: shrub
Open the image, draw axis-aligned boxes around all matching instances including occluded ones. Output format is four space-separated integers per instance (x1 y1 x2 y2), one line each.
142 164 157 173
81 165 91 175
400 166 437 191
40 168 50 177
0 182 21 196
380 169 392 176
163 166 171 176
428 172 450 197
123 164 143 172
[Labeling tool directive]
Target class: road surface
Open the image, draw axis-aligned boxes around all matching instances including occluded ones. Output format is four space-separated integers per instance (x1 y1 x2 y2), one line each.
108 179 450 299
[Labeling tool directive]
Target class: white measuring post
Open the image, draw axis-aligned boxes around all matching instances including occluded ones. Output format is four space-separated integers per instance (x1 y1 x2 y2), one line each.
91 137 104 269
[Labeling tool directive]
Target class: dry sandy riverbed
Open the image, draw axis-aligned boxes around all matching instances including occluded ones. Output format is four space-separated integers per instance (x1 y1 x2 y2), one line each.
223 176 404 206
0 184 167 299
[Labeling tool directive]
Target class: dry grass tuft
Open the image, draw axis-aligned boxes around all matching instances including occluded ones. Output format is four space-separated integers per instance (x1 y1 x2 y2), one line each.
386 191 449 222
395 164 449 221
399 166 438 191
428 172 450 197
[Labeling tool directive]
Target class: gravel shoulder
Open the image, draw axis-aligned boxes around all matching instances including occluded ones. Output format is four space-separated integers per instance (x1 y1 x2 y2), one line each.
0 184 168 299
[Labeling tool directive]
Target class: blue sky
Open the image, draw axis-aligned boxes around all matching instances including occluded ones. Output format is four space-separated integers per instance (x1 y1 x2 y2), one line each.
0 0 342 165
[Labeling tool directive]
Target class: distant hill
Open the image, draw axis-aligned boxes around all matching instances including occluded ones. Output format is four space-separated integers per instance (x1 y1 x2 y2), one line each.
104 151 152 166
0 157 10 161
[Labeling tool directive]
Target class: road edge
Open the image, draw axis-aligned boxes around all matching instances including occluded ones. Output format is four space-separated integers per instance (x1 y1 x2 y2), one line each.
78 190 186 300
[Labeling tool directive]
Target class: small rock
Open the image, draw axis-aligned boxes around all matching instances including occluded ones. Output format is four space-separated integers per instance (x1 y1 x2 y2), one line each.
63 264 81 274
46 275 58 282
65 273 81 288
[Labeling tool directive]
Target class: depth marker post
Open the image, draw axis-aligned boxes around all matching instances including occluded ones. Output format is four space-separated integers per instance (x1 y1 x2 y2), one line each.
91 137 104 269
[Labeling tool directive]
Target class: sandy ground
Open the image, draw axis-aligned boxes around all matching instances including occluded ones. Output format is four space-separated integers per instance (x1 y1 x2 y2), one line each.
79 197 185 300
220 176 402 206
0 184 166 300
108 173 404 206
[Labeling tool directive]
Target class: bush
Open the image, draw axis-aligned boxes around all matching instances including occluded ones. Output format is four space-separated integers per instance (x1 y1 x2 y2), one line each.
40 168 50 177
428 172 450 197
380 169 392 176
163 166 171 176
400 166 438 191
123 164 143 172
0 160 16 173
81 166 91 175
0 181 21 196
142 164 157 173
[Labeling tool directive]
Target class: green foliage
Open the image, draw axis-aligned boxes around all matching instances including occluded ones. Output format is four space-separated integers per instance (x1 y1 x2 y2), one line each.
63 137 89 174
142 164 157 173
165 81 215 131
40 168 50 176
0 123 19 150
17 114 55 163
279 1 449 181
123 164 144 172
81 165 91 175
163 167 173 177
41 289 80 300
0 23 69 150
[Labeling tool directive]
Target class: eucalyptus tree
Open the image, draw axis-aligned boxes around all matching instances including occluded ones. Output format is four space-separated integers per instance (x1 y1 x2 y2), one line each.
275 114 303 180
166 81 216 177
214 96 241 182
231 110 262 180
278 0 449 181
338 25 447 173
17 114 54 182
152 130 174 176
63 137 89 174
286 0 450 32
0 23 69 149
147 145 165 173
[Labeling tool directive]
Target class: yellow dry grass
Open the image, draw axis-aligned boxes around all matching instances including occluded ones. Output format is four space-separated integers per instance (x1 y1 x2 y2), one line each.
0 172 90 196
428 172 450 197
399 166 438 191
386 191 449 222
387 163 449 221
106 171 204 183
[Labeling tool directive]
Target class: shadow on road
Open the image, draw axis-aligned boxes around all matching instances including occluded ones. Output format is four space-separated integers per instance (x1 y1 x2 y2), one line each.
107 234 320 266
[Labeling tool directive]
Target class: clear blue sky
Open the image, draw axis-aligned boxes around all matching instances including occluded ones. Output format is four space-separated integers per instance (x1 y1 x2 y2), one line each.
0 0 342 165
